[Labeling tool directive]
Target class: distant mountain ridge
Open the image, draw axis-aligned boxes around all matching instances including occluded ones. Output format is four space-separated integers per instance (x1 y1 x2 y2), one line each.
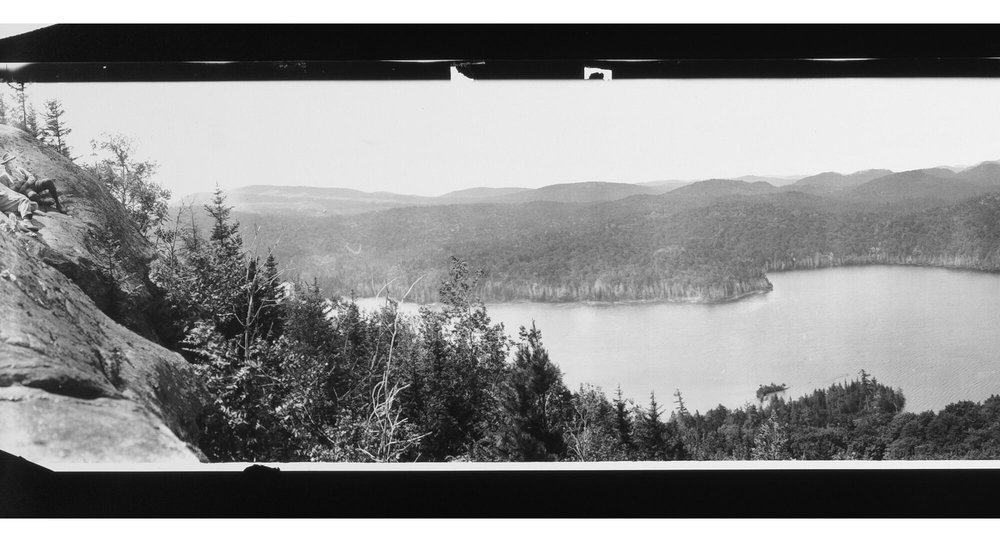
953 161 1000 187
669 179 779 199
440 186 530 200
836 168 983 207
486 181 660 204
178 185 435 216
637 180 691 191
735 174 807 186
177 160 1000 216
792 169 894 191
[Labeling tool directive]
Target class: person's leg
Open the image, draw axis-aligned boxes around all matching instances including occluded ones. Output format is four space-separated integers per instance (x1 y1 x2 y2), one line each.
0 192 37 231
18 197 37 219
17 199 38 231
35 179 62 212
0 197 16 215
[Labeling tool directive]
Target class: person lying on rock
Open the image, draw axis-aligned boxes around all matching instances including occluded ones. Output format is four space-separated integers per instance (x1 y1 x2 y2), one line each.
0 175 39 232
0 152 64 213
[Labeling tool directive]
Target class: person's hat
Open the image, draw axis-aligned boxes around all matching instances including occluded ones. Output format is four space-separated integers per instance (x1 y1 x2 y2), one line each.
0 153 15 165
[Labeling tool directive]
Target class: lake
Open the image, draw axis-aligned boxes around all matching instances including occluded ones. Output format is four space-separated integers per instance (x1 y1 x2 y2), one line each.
356 266 1000 413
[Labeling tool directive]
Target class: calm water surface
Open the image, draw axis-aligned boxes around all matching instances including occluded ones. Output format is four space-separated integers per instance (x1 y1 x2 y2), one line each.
358 266 1000 413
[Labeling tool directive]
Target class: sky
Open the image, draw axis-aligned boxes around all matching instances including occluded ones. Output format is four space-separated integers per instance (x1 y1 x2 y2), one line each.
11 77 1000 199
0 24 47 40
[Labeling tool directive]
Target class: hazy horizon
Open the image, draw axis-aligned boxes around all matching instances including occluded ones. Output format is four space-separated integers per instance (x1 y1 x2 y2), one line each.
15 78 1000 198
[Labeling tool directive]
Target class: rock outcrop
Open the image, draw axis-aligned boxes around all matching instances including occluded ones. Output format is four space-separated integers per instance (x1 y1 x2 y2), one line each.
0 126 207 464
0 125 159 337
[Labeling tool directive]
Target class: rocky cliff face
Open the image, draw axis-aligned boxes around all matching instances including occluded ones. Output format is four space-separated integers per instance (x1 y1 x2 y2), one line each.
0 126 207 464
0 125 159 337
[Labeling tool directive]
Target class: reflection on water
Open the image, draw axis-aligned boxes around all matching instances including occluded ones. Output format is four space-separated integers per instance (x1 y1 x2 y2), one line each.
355 266 1000 413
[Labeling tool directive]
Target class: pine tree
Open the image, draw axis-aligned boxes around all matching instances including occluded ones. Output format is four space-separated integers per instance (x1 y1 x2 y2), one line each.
281 279 334 356
256 252 284 341
859 368 879 413
175 188 299 461
163 186 249 357
91 220 131 320
613 386 633 453
206 184 242 256
503 322 570 460
271 280 343 449
673 389 691 424
198 185 248 341
400 307 467 460
634 391 667 460
671 388 705 458
24 103 42 140
42 99 73 158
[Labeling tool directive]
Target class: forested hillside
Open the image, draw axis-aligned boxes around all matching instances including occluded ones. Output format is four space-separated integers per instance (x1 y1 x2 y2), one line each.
485 181 661 204
228 176 1000 303
792 169 893 191
172 160 1000 306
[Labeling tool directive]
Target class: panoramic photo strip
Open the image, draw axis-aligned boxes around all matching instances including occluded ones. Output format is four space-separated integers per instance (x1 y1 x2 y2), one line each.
2 76 1000 465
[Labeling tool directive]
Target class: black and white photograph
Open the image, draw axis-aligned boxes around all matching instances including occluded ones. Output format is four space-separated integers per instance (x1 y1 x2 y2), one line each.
4 25 1000 525
3 26 1000 470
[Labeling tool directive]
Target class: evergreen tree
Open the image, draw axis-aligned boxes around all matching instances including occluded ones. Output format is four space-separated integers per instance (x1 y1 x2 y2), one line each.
673 389 690 420
400 307 464 459
503 322 570 461
263 280 343 458
281 280 335 356
634 391 667 460
398 259 512 460
24 103 42 140
256 252 284 341
196 185 249 341
612 386 634 453
90 220 132 321
42 99 73 158
858 368 881 413
672 388 702 458
207 185 242 248
171 188 300 461
157 186 248 358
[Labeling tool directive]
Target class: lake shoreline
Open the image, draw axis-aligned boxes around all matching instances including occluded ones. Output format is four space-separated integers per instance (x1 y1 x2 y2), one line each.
767 259 1000 278
487 287 774 307
480 262 1000 306
352 263 1000 309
